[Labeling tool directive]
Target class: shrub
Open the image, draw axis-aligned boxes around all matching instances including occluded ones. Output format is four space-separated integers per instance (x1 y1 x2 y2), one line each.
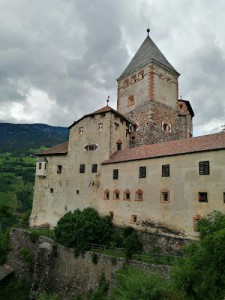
29 231 39 243
19 247 34 264
0 230 9 265
122 227 142 259
92 253 99 264
54 208 113 256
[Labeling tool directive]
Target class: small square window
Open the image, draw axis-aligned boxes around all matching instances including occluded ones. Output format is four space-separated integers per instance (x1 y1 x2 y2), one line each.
80 164 85 173
79 127 84 134
199 192 208 202
104 190 110 200
113 190 120 200
162 164 170 177
131 215 137 223
92 164 97 173
113 169 119 180
139 166 146 178
57 165 62 174
50 188 54 193
199 161 210 175
38 163 42 170
161 191 169 202
98 123 103 131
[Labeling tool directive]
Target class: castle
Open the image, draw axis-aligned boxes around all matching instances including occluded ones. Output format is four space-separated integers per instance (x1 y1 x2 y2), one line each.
30 30 225 239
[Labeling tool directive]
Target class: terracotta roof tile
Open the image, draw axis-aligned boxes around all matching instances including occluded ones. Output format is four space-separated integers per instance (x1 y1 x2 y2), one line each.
102 132 225 165
39 141 68 156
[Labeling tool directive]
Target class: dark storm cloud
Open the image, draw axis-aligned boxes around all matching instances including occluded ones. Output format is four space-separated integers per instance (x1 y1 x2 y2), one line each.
0 0 224 135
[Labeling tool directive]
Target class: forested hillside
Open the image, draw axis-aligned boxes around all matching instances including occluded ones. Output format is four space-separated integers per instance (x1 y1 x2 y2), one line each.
0 123 69 153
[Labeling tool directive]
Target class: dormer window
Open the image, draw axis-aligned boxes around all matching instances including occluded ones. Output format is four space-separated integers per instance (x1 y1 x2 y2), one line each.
79 127 84 134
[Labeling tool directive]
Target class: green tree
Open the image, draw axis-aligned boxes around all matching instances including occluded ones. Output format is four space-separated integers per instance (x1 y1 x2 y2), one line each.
172 211 225 300
54 208 113 255
111 267 175 300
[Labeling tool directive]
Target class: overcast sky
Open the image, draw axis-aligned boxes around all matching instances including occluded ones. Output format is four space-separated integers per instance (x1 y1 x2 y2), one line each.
0 0 224 136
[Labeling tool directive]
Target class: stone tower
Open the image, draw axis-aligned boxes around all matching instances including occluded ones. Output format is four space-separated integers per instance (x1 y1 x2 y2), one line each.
117 29 194 146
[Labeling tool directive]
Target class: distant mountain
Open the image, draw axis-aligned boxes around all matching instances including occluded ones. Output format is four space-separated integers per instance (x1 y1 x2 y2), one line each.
0 123 69 153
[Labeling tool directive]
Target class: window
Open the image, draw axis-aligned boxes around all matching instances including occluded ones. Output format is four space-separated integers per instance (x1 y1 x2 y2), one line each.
224 192 225 203
199 192 208 203
161 191 170 202
139 166 146 178
79 127 84 134
109 211 114 219
50 188 54 193
124 79 129 88
57 165 62 174
124 190 131 201
38 163 42 169
127 95 134 106
113 190 120 200
199 161 210 175
131 75 136 84
92 164 97 173
113 169 119 180
76 190 79 195
138 70 144 80
80 164 85 173
162 164 170 177
98 123 103 130
117 143 122 151
162 122 171 133
44 163 47 170
131 215 137 223
135 189 143 201
104 190 110 200
84 144 98 151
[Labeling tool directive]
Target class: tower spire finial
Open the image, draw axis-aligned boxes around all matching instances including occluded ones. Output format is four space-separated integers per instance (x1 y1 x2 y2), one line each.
107 96 110 106
147 27 150 36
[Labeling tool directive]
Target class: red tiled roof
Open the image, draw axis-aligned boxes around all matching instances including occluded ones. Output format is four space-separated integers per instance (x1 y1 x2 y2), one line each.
39 141 68 156
102 132 225 165
68 105 135 128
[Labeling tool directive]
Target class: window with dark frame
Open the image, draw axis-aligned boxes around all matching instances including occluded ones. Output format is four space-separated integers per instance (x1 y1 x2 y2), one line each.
162 164 170 177
113 190 120 200
38 163 42 169
117 143 122 151
104 190 110 200
161 192 169 202
80 164 85 173
198 192 208 202
113 169 119 179
139 166 146 178
135 189 143 201
92 164 97 173
124 190 131 201
199 161 210 175
57 165 62 174
50 188 54 193
131 215 137 223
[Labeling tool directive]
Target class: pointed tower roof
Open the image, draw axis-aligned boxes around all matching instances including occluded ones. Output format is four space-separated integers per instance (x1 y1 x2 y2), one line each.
118 34 179 80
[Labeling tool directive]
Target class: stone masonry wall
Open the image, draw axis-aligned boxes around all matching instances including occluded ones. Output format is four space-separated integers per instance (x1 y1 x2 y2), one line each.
7 228 172 299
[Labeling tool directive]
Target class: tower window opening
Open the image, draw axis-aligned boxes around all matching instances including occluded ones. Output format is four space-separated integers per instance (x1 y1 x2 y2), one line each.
128 95 134 106
162 122 171 133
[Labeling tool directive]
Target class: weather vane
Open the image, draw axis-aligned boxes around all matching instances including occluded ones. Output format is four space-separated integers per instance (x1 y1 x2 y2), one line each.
147 27 150 36
107 96 110 106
